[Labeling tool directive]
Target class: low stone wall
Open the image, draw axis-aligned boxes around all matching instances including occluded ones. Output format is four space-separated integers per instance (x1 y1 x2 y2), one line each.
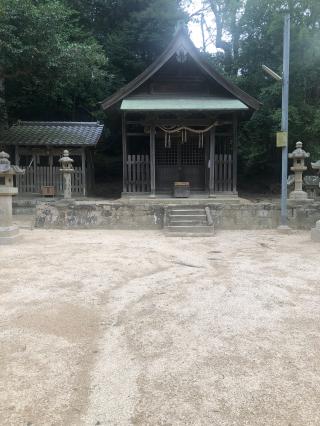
34 199 320 230
13 198 38 215
211 201 320 230
35 200 164 229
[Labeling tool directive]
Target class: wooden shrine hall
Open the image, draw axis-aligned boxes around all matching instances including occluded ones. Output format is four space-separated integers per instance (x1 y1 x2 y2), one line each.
101 24 260 198
0 121 104 196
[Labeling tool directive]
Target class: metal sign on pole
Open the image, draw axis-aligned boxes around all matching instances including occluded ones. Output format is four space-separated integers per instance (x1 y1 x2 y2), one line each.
262 12 291 230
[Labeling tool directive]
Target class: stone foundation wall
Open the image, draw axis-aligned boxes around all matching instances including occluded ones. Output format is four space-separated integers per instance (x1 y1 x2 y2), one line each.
34 200 320 230
211 202 320 230
35 201 164 230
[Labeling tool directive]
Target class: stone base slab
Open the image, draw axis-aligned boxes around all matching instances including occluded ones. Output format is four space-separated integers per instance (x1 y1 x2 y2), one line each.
0 225 21 244
277 225 293 234
289 190 311 201
311 227 320 242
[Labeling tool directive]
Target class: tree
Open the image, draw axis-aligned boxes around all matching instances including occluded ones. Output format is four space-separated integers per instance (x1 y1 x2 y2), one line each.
0 0 108 122
187 0 320 182
238 0 320 177
184 0 245 75
65 0 185 162
66 0 186 93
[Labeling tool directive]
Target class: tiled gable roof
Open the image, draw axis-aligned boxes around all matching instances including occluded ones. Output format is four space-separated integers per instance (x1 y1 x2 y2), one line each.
0 121 104 147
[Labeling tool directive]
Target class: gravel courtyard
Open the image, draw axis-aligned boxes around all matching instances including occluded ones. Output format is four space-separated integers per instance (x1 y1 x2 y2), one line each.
1 228 320 425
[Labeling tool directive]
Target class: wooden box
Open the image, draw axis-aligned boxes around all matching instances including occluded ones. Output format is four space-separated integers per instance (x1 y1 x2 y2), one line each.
174 181 190 198
41 186 55 197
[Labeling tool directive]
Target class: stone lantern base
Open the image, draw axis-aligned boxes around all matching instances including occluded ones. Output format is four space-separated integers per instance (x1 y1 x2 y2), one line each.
0 186 21 245
311 220 320 242
0 225 21 245
289 190 310 201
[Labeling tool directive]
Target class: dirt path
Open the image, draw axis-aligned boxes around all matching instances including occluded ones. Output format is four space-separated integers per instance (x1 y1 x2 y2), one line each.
1 229 320 425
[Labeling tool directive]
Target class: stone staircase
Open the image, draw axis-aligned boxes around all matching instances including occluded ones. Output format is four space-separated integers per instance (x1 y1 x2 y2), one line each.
164 206 214 236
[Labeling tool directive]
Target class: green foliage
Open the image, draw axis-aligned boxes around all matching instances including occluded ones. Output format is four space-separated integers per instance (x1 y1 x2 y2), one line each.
195 0 320 179
0 0 108 120
0 0 184 125
1 0 319 183
66 0 185 93
235 0 320 177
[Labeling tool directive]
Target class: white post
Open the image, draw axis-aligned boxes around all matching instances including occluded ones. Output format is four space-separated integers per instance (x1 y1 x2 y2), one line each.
63 172 72 199
59 150 74 200
0 151 24 244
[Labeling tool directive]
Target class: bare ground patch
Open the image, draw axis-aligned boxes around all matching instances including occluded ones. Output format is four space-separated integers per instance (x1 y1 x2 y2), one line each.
0 228 320 425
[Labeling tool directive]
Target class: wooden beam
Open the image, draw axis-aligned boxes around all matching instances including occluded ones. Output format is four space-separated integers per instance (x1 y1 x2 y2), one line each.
33 153 37 192
15 145 20 165
127 119 232 127
89 149 95 193
232 114 238 194
150 126 156 197
81 147 86 197
209 127 215 197
15 145 20 189
122 112 127 193
17 147 84 156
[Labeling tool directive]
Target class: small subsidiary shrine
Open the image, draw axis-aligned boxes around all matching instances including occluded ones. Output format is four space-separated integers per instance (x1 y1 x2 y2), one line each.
101 24 260 198
0 121 104 196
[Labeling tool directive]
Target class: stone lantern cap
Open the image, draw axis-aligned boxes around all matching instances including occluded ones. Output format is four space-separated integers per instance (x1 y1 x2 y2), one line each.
59 149 74 170
311 160 320 173
0 151 24 175
288 141 310 160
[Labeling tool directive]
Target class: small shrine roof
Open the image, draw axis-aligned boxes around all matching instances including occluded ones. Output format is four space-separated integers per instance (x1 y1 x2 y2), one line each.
0 121 104 147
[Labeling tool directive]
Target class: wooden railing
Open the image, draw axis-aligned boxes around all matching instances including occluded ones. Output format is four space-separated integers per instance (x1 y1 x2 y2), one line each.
17 166 85 195
126 154 150 192
214 154 233 192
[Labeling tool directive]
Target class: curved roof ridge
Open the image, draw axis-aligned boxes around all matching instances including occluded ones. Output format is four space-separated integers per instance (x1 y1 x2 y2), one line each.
100 26 261 111
17 121 103 127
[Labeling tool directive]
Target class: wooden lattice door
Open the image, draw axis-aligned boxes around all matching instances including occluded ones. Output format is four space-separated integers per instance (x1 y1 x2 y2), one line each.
155 131 206 192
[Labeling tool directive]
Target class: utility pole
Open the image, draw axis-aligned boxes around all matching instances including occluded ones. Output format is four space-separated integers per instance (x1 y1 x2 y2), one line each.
279 12 290 229
262 12 291 230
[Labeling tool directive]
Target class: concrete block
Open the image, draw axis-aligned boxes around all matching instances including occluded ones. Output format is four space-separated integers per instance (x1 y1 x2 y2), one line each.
311 227 320 242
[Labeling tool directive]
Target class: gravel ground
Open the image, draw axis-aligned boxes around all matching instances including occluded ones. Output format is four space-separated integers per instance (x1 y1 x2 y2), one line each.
0 227 320 426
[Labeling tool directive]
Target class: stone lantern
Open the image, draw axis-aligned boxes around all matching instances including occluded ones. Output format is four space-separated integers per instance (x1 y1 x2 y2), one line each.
311 159 320 242
59 150 74 199
0 151 24 244
288 141 310 201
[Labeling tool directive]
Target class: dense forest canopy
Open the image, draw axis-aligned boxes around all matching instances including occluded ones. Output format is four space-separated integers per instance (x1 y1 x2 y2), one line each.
0 0 319 182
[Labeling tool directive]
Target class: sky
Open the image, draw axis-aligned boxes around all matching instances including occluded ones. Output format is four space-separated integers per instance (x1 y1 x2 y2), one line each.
184 0 217 53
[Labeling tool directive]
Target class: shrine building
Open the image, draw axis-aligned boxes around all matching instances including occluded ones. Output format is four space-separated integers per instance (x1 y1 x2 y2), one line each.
101 24 260 198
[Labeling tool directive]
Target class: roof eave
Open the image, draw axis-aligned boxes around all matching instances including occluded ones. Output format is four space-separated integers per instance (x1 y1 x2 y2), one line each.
100 28 261 112
100 29 193 110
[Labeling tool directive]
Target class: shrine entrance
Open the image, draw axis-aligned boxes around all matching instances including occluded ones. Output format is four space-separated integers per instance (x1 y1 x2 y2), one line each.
155 129 207 192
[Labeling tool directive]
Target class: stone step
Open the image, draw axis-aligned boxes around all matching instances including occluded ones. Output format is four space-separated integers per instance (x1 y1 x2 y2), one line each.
169 216 207 221
169 214 206 218
166 225 214 233
169 209 204 215
169 219 208 226
164 206 214 236
165 231 214 238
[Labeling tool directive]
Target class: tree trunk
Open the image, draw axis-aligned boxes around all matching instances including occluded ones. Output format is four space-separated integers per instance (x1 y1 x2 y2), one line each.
0 71 9 131
207 0 240 76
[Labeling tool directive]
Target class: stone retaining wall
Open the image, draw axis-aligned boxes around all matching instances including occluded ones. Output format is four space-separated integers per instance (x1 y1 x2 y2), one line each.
35 201 164 229
34 200 320 230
